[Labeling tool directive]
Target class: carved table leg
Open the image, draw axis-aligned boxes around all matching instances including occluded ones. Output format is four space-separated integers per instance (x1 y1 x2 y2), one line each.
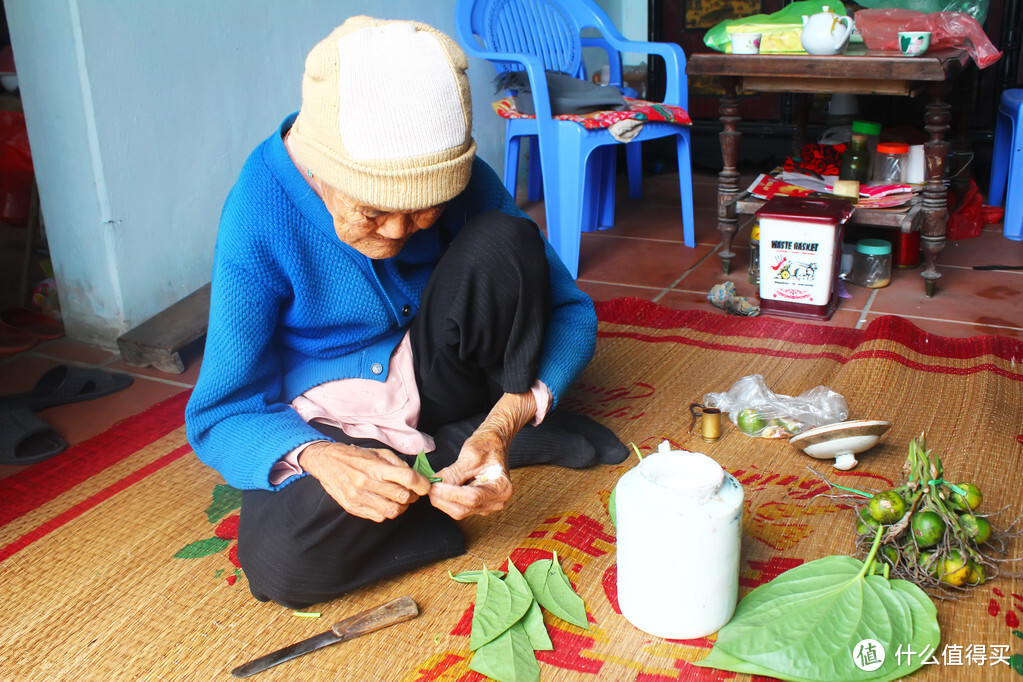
717 77 742 275
921 83 951 298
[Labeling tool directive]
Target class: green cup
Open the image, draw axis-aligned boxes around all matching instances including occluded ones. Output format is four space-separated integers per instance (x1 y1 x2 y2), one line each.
898 31 931 57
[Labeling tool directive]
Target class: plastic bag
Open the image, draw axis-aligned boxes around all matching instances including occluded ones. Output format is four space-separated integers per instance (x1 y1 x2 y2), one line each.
0 110 33 227
703 374 849 439
705 0 846 54
854 0 988 24
946 183 982 240
855 9 1002 68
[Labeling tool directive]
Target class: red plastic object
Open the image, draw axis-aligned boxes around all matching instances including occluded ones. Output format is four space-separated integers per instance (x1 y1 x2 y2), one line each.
946 179 984 240
855 9 1002 69
0 110 33 227
894 230 920 268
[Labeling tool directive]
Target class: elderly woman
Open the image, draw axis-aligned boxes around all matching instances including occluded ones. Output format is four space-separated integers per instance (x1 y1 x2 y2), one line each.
185 16 625 609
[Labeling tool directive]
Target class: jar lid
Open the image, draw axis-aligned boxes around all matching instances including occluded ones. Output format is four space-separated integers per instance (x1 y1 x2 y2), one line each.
755 195 855 225
851 120 881 135
856 238 892 255
876 142 909 154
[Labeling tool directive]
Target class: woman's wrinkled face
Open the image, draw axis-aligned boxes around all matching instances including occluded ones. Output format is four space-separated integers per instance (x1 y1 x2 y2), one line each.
319 183 446 259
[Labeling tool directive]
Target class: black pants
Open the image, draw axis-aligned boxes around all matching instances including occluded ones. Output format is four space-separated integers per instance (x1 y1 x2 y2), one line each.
237 211 553 608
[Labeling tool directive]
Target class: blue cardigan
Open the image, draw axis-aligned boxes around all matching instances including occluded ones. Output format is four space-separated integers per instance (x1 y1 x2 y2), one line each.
185 115 596 491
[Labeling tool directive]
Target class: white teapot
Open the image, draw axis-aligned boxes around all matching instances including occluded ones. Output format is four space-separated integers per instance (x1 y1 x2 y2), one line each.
800 6 854 56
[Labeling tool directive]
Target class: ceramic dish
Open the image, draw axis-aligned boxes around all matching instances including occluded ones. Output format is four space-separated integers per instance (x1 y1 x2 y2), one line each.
789 419 892 470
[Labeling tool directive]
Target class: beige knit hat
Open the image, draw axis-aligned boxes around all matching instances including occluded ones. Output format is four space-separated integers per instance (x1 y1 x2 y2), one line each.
289 16 476 211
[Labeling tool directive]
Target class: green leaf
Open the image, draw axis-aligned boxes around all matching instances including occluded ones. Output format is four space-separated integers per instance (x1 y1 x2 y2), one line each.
205 484 242 524
608 485 617 527
470 564 530 651
520 600 553 651
695 554 940 682
523 552 588 630
469 621 541 682
504 562 536 630
173 537 231 559
449 569 506 583
413 450 441 483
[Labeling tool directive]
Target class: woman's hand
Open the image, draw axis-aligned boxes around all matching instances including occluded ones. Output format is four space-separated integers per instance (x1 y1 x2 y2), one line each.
429 429 513 519
429 391 536 520
299 442 431 522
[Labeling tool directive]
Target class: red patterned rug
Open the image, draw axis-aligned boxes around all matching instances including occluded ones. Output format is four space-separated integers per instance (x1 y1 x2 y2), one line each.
2 298 1021 680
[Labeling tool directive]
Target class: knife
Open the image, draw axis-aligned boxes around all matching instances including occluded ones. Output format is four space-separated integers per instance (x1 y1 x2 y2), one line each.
230 596 419 678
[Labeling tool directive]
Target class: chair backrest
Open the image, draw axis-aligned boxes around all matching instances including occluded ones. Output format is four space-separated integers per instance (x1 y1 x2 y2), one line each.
458 0 619 78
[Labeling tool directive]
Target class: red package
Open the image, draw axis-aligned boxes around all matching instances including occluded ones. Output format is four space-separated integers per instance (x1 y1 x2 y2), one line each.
946 179 983 240
855 9 1002 68
0 110 33 227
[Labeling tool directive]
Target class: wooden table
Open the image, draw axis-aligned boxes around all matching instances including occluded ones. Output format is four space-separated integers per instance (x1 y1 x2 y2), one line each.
687 46 972 297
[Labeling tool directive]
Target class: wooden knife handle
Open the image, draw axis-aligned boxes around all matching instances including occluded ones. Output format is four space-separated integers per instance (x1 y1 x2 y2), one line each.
332 596 419 639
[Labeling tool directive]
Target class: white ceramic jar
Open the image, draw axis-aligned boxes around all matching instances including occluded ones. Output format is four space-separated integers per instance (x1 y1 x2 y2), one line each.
616 441 743 639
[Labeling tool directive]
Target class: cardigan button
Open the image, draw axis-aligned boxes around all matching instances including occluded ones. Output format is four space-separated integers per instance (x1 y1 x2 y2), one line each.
370 362 384 375
401 304 412 316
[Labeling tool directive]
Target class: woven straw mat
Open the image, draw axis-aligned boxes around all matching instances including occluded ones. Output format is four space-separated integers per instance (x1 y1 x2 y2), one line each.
1 298 1021 681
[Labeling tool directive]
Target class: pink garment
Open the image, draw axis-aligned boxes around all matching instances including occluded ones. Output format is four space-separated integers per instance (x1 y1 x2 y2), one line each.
269 331 552 485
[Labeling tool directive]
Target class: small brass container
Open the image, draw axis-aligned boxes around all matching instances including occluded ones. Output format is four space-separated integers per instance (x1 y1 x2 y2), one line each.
689 403 722 444
701 407 722 443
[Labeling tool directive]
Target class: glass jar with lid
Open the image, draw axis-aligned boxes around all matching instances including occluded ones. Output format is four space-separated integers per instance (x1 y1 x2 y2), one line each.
849 238 892 288
873 143 910 184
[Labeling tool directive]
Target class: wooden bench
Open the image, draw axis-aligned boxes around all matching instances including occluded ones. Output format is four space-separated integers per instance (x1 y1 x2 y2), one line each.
116 283 210 374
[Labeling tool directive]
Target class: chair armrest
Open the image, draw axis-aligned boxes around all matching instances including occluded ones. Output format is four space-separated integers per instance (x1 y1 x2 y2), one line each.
581 37 625 86
576 14 687 107
598 38 687 108
461 46 559 120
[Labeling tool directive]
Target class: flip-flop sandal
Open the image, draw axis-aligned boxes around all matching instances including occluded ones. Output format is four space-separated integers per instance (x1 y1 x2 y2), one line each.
0 322 38 355
0 405 68 465
0 307 64 340
0 365 134 412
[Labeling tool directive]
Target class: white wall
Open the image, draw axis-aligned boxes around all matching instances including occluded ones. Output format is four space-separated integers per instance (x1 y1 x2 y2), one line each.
4 0 644 347
4 0 506 347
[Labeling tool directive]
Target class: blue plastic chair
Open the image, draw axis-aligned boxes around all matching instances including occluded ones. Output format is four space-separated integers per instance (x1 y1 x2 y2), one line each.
989 88 1023 240
516 37 643 212
455 0 696 278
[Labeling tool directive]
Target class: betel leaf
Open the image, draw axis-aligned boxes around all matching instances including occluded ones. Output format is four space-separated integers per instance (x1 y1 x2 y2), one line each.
520 600 553 651
695 534 940 682
523 551 589 629
470 564 531 651
413 450 442 483
449 569 507 583
469 620 541 682
608 485 617 527
607 444 641 528
504 562 537 634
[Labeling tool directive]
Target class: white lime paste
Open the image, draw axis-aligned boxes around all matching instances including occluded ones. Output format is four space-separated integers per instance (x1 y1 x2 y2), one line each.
616 441 744 639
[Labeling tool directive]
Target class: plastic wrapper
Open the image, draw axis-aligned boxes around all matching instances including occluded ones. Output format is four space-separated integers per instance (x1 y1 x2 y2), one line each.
855 9 1002 68
0 110 33 227
854 0 988 24
703 374 849 439
704 0 845 54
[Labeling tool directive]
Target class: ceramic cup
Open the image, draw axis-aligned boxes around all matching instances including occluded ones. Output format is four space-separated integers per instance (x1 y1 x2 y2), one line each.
898 31 931 57
731 33 762 55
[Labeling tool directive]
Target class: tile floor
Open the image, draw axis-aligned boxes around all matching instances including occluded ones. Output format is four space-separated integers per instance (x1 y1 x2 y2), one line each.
2 166 1021 480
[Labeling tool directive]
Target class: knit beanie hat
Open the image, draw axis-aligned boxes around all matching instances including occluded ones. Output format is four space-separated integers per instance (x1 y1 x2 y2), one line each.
289 16 476 211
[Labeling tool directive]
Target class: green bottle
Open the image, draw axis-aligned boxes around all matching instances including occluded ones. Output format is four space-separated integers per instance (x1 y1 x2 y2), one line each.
839 132 871 183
